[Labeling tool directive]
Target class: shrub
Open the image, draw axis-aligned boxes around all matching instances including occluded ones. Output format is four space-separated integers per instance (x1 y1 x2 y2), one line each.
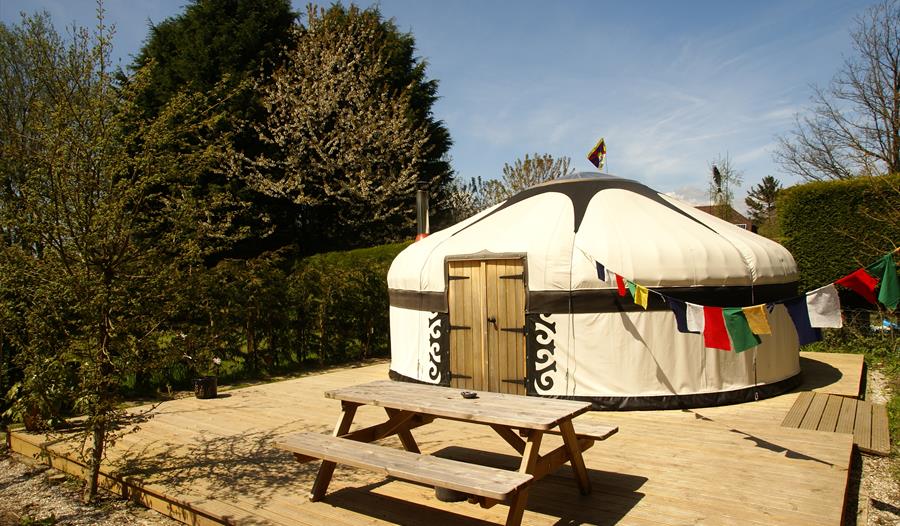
778 174 900 293
286 242 409 365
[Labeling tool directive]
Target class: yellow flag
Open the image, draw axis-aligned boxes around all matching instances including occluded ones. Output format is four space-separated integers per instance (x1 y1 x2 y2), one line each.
742 305 771 335
635 285 649 310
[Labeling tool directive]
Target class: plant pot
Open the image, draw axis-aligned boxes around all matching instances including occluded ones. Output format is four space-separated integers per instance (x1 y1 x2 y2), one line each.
194 376 218 399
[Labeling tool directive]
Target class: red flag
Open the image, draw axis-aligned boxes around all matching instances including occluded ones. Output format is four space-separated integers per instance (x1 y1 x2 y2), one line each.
616 274 627 296
702 306 732 351
836 268 879 305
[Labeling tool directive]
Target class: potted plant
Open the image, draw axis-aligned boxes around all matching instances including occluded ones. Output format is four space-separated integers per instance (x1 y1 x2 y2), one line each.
181 332 222 399
192 356 221 399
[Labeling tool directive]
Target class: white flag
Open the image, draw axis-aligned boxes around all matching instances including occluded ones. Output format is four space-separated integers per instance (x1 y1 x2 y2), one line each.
806 284 842 328
686 302 705 333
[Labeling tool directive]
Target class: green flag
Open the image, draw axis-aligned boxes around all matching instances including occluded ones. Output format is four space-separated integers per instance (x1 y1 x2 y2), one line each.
723 307 762 353
867 252 900 311
626 280 637 300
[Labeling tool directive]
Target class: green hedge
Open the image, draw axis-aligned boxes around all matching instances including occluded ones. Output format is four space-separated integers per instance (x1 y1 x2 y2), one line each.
284 241 410 366
778 174 900 293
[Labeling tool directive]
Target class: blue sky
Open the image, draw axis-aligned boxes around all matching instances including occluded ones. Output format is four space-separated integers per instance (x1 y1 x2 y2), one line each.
1 0 878 208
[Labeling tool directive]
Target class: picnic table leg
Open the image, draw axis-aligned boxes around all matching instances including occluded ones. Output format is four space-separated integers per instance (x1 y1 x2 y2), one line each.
385 408 420 453
558 419 591 495
310 402 358 501
506 430 543 526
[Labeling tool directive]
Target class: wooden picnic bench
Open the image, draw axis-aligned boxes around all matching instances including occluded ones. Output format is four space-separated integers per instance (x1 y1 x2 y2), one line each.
276 380 619 526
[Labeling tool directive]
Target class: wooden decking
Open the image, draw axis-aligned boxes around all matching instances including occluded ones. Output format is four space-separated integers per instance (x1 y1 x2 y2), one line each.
781 391 890 456
8 352 863 526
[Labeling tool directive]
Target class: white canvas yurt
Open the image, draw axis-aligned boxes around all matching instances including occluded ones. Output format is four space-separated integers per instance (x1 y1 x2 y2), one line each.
387 173 802 409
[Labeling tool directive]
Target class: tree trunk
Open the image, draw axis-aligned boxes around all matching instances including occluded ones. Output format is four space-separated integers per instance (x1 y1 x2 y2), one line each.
83 418 105 502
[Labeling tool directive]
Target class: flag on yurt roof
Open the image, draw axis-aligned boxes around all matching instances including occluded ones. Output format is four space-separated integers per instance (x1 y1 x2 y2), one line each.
587 137 606 169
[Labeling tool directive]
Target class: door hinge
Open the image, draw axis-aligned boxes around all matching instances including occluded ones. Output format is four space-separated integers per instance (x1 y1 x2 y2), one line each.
501 327 526 334
452 373 473 380
448 275 470 280
499 273 525 280
449 325 471 331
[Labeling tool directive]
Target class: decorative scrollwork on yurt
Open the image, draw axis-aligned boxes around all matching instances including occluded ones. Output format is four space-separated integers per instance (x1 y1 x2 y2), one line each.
427 312 450 385
526 313 557 394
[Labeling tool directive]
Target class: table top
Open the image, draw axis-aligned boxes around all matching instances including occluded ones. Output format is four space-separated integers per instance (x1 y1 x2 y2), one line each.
325 380 592 430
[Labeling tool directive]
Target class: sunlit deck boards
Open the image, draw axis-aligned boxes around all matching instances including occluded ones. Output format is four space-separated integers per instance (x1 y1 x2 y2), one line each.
781 391 890 456
9 352 862 526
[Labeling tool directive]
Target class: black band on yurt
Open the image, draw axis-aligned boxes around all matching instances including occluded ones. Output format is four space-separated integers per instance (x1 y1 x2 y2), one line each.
388 289 446 312
526 282 799 314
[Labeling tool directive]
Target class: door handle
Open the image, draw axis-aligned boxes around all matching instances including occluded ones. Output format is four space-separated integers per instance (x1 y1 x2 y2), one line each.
487 316 497 328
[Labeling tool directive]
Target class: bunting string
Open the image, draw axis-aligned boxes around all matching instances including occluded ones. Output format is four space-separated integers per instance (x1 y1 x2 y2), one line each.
595 247 899 353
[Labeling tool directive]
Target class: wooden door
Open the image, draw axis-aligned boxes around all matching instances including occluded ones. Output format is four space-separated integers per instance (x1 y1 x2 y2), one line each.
447 259 526 395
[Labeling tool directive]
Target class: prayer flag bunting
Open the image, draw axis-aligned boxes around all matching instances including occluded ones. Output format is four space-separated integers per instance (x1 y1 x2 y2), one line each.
785 297 821 345
742 305 771 335
702 306 732 350
806 284 842 328
836 268 879 305
666 298 696 333
616 274 627 296
595 261 606 281
686 303 705 333
868 252 899 310
723 308 761 353
626 280 637 299
634 285 650 309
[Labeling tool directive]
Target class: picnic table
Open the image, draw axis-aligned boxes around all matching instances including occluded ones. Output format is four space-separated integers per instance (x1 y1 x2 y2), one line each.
277 380 618 526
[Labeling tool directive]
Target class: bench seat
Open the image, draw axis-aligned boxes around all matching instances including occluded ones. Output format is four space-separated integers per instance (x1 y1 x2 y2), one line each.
277 432 533 502
544 421 618 441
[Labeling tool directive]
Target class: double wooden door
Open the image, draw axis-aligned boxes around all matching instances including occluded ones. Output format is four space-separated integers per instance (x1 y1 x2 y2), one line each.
447 258 526 395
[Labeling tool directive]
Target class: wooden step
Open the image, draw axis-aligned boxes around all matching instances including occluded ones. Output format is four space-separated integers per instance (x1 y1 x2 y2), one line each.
277 432 533 501
781 391 891 456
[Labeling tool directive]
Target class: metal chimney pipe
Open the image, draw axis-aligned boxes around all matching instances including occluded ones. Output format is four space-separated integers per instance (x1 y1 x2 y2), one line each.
415 182 429 241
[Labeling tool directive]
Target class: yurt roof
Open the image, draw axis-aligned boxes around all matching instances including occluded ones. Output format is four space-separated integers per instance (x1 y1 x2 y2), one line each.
388 172 797 293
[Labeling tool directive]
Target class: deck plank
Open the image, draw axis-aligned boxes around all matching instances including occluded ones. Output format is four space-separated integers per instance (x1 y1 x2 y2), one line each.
867 404 891 456
835 397 858 434
781 391 814 428
853 400 873 451
818 394 844 433
798 392 828 430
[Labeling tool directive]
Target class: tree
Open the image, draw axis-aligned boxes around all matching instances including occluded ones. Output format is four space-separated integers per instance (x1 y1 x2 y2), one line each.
0 9 241 502
246 4 453 253
447 153 573 221
128 0 298 259
775 0 900 181
707 153 743 221
745 176 783 226
746 175 783 238
447 176 491 222
484 153 573 205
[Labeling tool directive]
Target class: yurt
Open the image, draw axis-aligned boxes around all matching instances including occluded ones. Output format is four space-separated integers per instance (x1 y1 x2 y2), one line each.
387 173 802 409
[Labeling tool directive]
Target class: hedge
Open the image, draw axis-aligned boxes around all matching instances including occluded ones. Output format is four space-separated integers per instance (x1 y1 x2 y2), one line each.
778 174 900 294
284 241 410 366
